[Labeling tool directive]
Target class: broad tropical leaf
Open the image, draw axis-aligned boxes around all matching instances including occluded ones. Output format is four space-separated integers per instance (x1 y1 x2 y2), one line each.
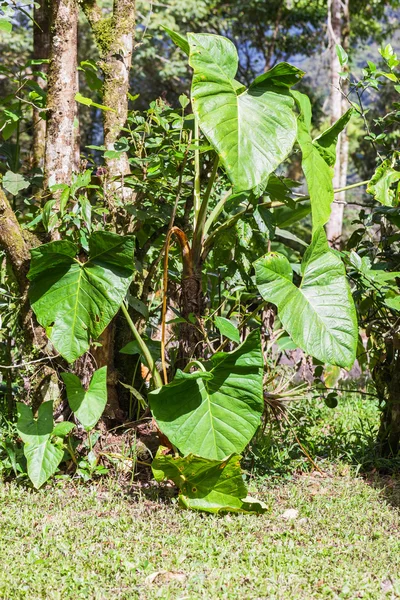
293 93 352 231
28 232 134 362
293 92 333 231
188 33 300 192
61 366 107 430
17 401 63 489
367 157 400 206
152 450 267 514
254 229 358 368
149 331 264 460
23 441 64 490
2 171 30 195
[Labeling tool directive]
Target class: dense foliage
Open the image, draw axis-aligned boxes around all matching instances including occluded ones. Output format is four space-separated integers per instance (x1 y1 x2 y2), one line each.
0 1 400 514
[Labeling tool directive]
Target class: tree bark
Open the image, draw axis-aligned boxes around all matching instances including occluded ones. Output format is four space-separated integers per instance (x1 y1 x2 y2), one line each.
81 0 136 181
32 0 51 169
44 0 78 191
376 347 400 456
326 0 349 247
0 188 47 348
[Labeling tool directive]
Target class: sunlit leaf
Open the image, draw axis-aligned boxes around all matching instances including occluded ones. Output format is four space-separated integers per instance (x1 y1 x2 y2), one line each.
150 331 264 460
255 228 358 368
152 450 267 514
188 34 300 192
28 232 135 362
61 366 107 430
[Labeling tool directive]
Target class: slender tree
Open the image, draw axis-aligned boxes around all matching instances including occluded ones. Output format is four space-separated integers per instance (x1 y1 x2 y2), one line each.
44 0 78 191
32 0 51 169
326 0 349 245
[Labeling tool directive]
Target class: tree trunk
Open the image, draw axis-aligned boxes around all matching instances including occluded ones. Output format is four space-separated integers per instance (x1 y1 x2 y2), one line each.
81 0 136 182
376 347 400 456
32 0 51 169
0 188 47 349
326 0 349 247
44 0 78 192
178 267 204 367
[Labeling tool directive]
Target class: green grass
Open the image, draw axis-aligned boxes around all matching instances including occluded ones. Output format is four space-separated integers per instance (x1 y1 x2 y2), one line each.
1 391 400 599
250 390 397 477
1 474 400 599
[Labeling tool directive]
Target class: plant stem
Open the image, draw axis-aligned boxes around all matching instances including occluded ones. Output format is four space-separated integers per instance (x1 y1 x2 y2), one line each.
193 117 201 230
203 188 232 240
204 179 370 255
120 302 163 389
288 179 370 205
183 360 207 373
192 155 219 265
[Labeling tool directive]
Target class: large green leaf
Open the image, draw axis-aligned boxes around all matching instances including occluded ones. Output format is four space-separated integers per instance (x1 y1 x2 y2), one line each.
149 331 264 460
367 157 400 206
152 450 266 514
17 401 63 489
28 232 134 362
188 33 300 192
293 93 352 232
61 366 107 430
23 442 64 489
254 229 358 368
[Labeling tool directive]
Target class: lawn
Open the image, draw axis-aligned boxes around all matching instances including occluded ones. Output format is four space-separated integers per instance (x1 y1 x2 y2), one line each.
1 393 400 600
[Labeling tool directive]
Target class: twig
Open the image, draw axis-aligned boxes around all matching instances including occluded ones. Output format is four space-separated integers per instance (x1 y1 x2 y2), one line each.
0 354 60 369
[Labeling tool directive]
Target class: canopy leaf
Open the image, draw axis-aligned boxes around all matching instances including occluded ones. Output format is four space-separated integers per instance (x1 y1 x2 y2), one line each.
367 157 400 206
188 33 301 192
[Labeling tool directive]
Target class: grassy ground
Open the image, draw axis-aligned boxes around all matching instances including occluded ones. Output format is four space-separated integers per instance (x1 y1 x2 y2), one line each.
1 392 400 599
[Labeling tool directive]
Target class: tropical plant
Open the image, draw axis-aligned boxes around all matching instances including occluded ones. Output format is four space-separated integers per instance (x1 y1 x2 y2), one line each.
2 27 382 511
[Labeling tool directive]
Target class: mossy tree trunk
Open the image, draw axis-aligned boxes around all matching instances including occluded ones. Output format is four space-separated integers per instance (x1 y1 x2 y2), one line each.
44 0 78 195
81 0 136 181
0 187 49 347
81 0 136 421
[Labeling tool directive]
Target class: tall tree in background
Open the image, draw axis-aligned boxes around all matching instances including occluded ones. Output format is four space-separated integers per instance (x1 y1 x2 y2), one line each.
326 0 350 245
44 0 78 191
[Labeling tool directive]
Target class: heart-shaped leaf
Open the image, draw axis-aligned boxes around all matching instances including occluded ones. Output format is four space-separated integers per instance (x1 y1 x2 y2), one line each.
152 450 267 514
149 330 264 460
61 366 107 430
254 228 358 368
188 33 300 192
17 401 64 489
28 232 134 362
